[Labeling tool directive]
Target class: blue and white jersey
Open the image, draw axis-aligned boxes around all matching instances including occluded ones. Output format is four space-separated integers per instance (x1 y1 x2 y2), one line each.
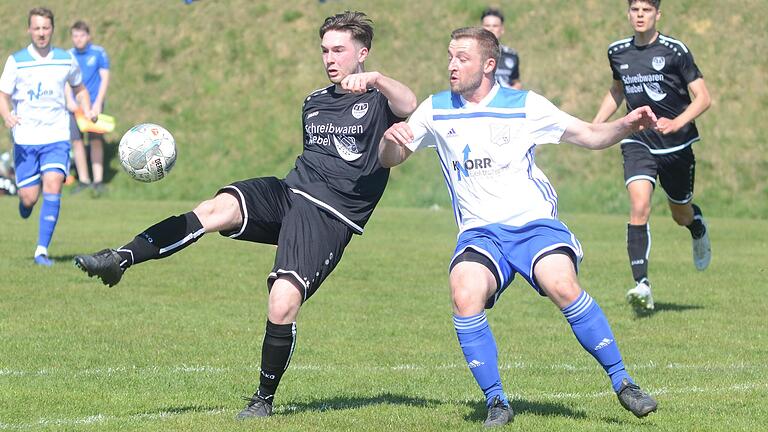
70 43 109 104
0 44 82 145
406 84 576 233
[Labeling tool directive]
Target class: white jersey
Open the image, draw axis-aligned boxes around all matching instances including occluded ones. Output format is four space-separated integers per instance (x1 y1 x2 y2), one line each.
0 44 82 145
406 84 576 233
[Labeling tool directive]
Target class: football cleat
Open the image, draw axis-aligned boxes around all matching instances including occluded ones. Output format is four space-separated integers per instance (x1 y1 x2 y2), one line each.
626 279 654 311
483 395 513 427
74 249 124 287
19 201 32 219
617 379 657 418
236 393 273 419
692 221 711 271
34 254 53 267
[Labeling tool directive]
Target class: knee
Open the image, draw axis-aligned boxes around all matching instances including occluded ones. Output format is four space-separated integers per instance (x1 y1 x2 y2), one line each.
545 279 581 307
451 284 486 316
267 279 303 324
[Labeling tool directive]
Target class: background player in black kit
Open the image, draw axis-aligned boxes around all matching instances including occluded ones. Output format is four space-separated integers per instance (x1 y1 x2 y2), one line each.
593 0 712 312
480 7 522 89
73 11 417 418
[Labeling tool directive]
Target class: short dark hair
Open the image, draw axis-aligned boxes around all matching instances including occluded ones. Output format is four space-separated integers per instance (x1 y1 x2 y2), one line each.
319 11 374 50
28 7 54 27
628 0 661 8
451 27 500 68
481 7 504 23
71 20 90 34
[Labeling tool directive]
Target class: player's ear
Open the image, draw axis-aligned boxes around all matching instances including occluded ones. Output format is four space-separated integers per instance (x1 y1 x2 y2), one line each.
357 46 369 63
483 57 496 75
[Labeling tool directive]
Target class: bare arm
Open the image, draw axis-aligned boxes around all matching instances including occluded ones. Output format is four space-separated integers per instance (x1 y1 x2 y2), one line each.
340 71 417 118
72 84 95 121
92 69 110 116
64 83 79 112
593 79 625 123
657 77 711 135
0 91 18 128
378 122 414 168
563 106 657 150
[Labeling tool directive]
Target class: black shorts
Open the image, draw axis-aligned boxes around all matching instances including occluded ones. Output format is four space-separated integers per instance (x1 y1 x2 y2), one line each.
621 143 696 204
217 177 354 302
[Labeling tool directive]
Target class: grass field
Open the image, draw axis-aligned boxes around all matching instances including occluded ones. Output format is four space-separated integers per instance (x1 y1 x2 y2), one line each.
1 197 766 431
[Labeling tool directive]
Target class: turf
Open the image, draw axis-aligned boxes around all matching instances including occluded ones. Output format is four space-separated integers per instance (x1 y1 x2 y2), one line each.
1 197 766 431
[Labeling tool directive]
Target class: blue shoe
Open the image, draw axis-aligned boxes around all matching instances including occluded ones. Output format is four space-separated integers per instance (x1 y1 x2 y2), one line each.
34 254 54 267
19 201 33 219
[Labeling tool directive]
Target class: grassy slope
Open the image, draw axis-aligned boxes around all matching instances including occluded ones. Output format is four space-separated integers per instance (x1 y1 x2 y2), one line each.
0 0 766 218
1 198 767 431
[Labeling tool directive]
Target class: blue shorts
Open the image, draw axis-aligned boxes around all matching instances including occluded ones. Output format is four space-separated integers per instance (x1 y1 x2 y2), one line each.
14 141 70 188
450 219 584 307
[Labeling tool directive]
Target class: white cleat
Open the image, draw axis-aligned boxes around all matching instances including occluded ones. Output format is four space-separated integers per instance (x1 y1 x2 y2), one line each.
692 220 711 271
626 279 654 311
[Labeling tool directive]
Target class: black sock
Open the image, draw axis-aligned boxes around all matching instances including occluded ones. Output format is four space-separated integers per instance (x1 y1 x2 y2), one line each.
116 212 204 270
687 204 706 239
257 320 297 403
627 223 650 283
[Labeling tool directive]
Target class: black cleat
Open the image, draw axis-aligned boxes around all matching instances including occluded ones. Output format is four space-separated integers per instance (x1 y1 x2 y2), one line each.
74 249 124 287
236 394 273 419
617 379 657 418
483 395 513 427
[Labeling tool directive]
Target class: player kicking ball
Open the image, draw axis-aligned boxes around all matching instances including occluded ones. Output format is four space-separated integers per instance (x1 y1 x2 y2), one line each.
74 11 416 419
379 27 658 426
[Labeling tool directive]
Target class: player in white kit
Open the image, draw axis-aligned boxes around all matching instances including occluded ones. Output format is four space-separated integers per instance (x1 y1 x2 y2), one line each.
379 27 658 427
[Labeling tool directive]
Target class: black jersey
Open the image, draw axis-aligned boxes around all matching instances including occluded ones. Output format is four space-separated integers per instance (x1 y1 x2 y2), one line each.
607 33 703 153
284 85 403 234
495 44 520 88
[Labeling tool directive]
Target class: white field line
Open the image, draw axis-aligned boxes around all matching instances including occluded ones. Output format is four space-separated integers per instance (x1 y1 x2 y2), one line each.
0 360 762 378
0 382 765 430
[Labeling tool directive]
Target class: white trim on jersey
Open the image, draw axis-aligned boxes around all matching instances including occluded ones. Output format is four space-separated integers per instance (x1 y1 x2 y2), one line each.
219 185 249 239
608 37 633 49
620 136 700 154
289 188 364 234
659 35 690 53
625 174 657 186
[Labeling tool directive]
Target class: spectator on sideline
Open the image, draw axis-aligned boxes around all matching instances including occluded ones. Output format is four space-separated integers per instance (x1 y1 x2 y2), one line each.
65 20 110 196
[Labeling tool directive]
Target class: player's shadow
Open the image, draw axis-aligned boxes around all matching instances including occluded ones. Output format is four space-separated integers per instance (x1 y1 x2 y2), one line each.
52 254 79 264
101 138 120 184
276 393 438 415
136 404 225 417
464 398 587 423
633 301 703 319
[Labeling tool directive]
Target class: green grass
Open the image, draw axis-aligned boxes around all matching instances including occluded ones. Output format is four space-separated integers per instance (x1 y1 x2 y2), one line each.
1 0 766 217
1 197 767 431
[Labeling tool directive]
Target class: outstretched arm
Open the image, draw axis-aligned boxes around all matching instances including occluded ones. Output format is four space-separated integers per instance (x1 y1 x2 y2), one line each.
657 77 711 135
593 79 625 123
563 106 657 150
340 71 417 118
378 122 414 168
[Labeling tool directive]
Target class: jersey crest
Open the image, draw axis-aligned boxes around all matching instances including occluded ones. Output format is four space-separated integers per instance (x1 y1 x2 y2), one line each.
652 56 665 71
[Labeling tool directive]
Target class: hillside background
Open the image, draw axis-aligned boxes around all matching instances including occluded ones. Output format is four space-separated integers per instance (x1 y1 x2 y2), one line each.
1 0 766 218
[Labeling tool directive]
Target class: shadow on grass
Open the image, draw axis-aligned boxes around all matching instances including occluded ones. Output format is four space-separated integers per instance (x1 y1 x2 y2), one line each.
277 393 439 415
633 301 704 319
464 398 587 423
137 404 225 416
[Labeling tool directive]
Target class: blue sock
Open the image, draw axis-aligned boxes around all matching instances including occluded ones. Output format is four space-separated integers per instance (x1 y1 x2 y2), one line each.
562 290 633 392
454 312 508 407
37 193 61 250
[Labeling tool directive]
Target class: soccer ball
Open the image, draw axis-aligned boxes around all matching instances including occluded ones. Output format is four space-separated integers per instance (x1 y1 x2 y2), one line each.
118 123 177 182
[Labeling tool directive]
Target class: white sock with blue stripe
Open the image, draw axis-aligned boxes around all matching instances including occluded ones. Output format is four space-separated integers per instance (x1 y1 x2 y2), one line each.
562 290 632 392
454 312 508 407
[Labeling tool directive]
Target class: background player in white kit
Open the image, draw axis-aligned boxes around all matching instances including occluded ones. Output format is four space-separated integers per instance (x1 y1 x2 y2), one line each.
0 7 94 266
379 27 658 427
